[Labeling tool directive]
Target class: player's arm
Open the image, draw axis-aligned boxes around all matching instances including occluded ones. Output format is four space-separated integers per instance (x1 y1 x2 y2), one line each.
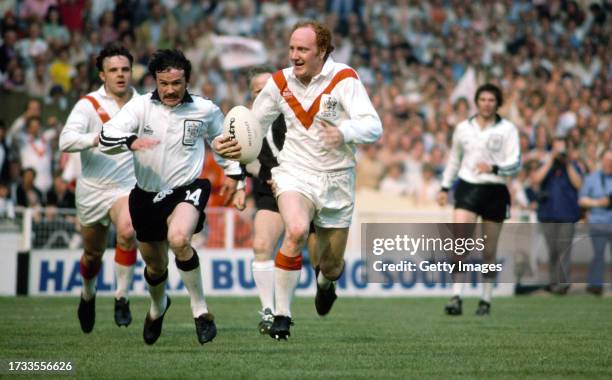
213 79 280 160
99 97 157 154
491 126 521 177
59 100 100 152
336 76 383 145
440 124 463 192
206 104 245 202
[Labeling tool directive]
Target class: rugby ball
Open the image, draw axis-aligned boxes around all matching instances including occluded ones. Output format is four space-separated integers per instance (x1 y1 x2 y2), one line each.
223 105 263 164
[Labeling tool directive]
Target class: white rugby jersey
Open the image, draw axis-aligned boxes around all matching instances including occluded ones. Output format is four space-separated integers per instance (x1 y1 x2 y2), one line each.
99 91 241 192
250 58 382 172
441 115 521 188
59 85 138 189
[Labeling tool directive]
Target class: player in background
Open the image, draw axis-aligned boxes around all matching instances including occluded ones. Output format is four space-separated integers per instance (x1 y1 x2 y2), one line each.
437 83 521 316
59 43 139 333
99 49 243 345
242 66 317 335
215 20 382 340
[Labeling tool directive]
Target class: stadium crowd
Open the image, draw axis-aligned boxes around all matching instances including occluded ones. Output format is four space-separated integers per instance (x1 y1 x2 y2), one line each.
0 0 609 226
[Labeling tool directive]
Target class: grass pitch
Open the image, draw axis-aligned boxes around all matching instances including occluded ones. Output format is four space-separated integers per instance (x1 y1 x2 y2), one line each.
1 296 611 379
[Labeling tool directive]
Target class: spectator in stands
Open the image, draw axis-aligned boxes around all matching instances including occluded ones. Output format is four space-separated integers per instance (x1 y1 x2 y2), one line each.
380 162 408 196
25 60 53 98
0 181 15 220
48 47 74 92
0 28 19 74
410 163 441 205
0 121 11 183
20 0 57 21
45 172 75 213
531 136 583 295
15 167 44 214
356 144 385 190
15 116 55 193
579 149 612 296
42 6 70 46
15 21 48 68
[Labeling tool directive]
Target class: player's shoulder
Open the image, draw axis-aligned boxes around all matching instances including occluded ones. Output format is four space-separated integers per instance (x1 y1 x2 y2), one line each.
190 93 218 109
455 118 472 131
329 60 359 80
497 117 518 132
189 94 224 116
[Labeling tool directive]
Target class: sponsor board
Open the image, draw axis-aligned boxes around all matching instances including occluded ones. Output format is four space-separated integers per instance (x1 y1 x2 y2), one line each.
28 249 513 296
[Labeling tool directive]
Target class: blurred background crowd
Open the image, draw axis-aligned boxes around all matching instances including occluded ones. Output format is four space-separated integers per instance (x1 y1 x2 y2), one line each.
0 0 610 223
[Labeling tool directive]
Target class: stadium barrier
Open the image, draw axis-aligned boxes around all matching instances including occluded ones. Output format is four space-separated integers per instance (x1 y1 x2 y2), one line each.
2 190 608 296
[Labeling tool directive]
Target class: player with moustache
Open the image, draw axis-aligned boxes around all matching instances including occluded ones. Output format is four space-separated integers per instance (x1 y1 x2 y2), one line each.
99 49 244 345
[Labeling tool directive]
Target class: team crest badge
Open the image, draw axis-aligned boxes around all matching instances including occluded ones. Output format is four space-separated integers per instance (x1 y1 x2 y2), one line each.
319 94 338 119
183 120 204 146
486 134 503 152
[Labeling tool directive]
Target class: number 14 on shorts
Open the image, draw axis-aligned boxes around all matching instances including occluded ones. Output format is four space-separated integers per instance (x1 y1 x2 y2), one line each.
185 188 202 206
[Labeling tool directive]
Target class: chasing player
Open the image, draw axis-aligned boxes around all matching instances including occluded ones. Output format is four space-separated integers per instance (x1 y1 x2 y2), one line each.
60 43 139 333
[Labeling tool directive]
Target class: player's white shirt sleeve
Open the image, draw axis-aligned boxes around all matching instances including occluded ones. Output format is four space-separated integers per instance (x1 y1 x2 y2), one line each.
59 99 99 152
336 78 382 144
206 104 242 176
441 123 464 189
252 79 282 137
99 96 142 155
496 125 521 177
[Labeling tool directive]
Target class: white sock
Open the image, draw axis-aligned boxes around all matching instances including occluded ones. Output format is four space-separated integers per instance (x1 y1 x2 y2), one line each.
317 271 332 290
114 263 134 300
252 260 275 312
452 282 464 298
147 273 168 320
178 265 209 318
82 276 97 301
274 267 301 317
481 282 493 303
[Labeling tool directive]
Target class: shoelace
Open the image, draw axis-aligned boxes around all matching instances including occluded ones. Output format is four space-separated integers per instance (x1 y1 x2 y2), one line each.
258 309 274 322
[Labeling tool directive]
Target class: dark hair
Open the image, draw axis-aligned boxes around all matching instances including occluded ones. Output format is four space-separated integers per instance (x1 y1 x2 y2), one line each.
247 65 277 82
474 83 503 108
148 49 192 82
291 20 335 60
26 116 41 127
96 43 134 72
21 167 37 178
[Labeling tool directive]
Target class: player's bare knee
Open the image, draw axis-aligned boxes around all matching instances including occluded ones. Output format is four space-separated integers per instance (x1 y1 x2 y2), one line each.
83 248 104 261
284 222 309 246
167 230 190 252
116 223 136 247
319 260 343 280
146 263 168 279
253 236 273 258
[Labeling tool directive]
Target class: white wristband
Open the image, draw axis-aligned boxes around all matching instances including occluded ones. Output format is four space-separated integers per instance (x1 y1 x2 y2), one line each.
236 180 246 191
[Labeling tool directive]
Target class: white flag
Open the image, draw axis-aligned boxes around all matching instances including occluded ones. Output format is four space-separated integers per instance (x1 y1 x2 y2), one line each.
211 35 268 70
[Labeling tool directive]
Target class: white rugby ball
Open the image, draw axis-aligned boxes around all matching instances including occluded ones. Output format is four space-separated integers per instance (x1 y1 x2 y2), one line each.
223 105 263 164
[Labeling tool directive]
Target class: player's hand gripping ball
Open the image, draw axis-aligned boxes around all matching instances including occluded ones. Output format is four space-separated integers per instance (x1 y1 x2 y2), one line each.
222 105 263 164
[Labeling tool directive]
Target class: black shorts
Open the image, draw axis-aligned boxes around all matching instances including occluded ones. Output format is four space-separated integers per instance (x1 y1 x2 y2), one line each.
253 177 278 212
129 179 211 242
453 179 510 222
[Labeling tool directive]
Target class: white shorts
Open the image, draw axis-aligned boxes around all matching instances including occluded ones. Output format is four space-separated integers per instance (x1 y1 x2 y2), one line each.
76 180 134 227
271 163 355 228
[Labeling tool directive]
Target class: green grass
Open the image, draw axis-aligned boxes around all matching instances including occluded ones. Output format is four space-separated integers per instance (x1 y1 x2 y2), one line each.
1 296 611 379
